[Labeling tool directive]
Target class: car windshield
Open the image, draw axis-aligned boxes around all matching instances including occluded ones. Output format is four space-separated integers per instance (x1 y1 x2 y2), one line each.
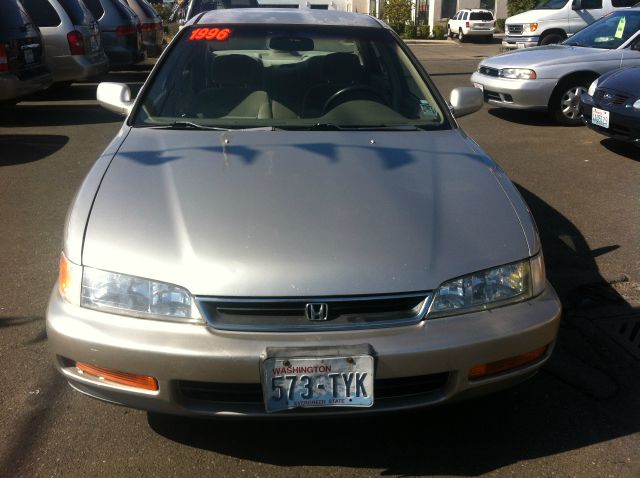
132 25 448 130
533 0 568 9
563 11 640 49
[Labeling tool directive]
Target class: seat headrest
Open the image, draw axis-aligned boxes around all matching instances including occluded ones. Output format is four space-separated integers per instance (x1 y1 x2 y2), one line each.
322 53 362 84
211 54 262 87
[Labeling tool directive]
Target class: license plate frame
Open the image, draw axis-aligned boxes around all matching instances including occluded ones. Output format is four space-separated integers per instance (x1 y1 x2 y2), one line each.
592 107 610 129
516 42 526 49
261 355 374 413
23 48 34 64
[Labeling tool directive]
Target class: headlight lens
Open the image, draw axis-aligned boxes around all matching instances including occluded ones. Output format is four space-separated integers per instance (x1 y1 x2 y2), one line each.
499 68 537 80
56 254 202 322
80 267 202 322
587 79 598 96
428 256 545 319
523 23 538 33
633 99 640 110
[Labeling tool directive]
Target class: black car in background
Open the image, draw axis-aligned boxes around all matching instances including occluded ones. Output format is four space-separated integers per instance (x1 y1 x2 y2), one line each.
0 0 52 104
581 67 640 147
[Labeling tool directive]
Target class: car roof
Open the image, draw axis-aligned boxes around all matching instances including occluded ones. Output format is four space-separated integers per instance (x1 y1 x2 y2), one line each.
196 8 388 28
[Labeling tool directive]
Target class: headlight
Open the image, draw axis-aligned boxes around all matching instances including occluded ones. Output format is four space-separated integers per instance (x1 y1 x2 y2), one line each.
633 99 640 110
523 23 538 33
428 255 546 319
58 253 202 322
499 68 537 79
587 78 599 96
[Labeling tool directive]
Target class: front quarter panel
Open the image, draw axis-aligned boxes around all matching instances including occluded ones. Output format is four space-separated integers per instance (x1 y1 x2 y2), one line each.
63 125 131 264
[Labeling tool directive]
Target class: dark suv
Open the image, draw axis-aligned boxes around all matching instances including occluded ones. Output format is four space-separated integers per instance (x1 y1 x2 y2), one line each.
0 0 52 104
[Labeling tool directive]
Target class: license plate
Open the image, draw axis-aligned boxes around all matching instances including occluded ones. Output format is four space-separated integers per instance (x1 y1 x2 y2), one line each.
261 355 374 413
517 42 526 49
23 48 34 64
474 82 484 92
592 107 610 128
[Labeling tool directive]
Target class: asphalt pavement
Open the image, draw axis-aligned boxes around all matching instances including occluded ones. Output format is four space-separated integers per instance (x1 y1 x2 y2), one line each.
0 43 639 477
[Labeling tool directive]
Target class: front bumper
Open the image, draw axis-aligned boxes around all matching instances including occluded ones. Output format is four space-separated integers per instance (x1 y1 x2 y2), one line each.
470 71 556 110
502 36 540 49
47 284 561 417
580 95 640 145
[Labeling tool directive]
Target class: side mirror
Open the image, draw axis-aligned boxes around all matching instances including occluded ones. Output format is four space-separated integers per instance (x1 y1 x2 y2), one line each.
572 0 582 10
97 82 134 116
449 87 483 118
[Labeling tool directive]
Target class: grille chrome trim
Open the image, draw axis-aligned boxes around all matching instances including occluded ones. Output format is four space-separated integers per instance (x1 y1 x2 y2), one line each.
507 24 523 34
196 292 433 332
479 66 499 77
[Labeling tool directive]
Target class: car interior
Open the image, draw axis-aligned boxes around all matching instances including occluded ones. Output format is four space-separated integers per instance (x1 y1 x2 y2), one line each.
136 28 445 127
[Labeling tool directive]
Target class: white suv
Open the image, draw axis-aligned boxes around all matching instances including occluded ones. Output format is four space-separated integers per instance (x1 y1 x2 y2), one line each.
447 9 496 42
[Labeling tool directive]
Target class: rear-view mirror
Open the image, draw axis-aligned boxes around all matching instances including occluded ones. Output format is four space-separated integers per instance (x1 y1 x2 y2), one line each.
269 36 314 51
97 82 134 116
449 87 484 118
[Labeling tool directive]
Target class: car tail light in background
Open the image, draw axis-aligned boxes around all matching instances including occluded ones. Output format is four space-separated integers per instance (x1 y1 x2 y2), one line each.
140 23 161 32
0 44 9 72
115 25 137 36
67 31 85 55
466 21 470 28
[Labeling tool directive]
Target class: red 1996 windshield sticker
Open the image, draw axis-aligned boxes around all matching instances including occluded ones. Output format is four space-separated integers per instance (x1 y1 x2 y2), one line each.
189 28 232 41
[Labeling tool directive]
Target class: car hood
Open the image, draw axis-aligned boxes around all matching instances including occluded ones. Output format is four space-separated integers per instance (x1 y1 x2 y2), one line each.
82 128 530 297
506 9 563 24
482 45 617 69
598 66 640 97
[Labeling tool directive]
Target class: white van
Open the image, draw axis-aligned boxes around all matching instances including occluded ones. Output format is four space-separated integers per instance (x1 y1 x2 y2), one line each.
502 0 636 49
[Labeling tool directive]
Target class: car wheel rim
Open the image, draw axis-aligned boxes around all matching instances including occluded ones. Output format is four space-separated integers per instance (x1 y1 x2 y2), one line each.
560 86 587 120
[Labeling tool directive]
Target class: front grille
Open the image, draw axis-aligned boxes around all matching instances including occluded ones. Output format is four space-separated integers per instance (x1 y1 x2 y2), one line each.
178 373 450 404
594 89 630 105
196 293 431 332
507 24 523 34
479 66 499 77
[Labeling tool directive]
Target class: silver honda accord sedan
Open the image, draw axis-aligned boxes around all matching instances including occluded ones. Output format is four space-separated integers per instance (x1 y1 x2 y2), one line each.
47 9 561 417
471 9 640 125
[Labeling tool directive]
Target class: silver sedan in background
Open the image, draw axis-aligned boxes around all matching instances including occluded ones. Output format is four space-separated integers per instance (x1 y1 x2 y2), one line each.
471 9 640 124
47 9 561 417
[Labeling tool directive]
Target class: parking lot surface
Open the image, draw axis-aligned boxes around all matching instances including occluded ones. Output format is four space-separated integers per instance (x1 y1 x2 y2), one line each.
1 43 639 477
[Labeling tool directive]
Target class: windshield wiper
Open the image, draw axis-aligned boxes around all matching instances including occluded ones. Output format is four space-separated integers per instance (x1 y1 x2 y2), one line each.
283 123 426 131
150 121 230 131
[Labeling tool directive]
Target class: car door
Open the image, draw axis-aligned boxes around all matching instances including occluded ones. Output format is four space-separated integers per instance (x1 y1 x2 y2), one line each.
569 0 604 34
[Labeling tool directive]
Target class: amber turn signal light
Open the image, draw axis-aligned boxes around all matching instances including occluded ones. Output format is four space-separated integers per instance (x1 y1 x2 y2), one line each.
76 362 159 391
468 346 548 380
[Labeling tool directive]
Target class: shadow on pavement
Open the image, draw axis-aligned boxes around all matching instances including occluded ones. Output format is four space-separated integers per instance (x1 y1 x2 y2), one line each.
0 135 69 165
488 107 557 127
600 138 640 161
148 187 640 475
0 105 121 128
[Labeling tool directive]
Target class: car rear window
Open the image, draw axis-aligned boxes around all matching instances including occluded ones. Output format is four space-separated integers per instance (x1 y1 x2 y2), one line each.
470 12 493 20
108 0 137 22
58 0 93 24
83 0 105 19
0 0 33 32
132 0 158 18
21 0 62 27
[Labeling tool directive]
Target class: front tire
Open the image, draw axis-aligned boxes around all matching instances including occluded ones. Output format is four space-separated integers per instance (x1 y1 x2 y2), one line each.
549 77 593 125
539 33 565 46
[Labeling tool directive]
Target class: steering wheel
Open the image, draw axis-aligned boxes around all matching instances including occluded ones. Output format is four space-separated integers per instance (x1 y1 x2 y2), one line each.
321 85 389 116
